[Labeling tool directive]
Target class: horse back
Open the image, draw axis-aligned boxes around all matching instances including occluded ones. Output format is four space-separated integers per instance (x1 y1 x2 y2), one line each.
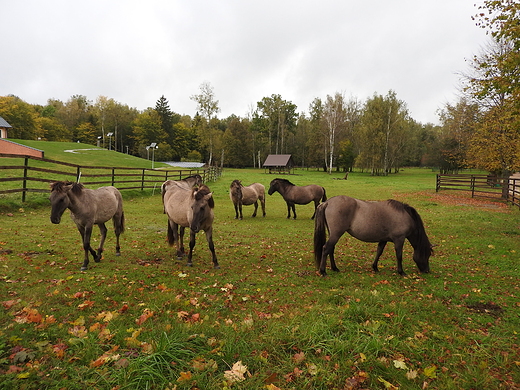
164 187 192 227
288 184 324 204
77 186 122 225
242 183 265 204
349 199 414 241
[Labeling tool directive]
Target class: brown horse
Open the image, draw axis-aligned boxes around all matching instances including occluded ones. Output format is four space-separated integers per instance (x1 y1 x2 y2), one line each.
161 174 203 213
49 181 125 271
268 178 327 219
229 180 266 219
314 196 432 276
163 183 219 268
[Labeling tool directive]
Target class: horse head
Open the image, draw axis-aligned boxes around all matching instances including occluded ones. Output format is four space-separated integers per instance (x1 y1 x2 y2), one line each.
49 181 82 224
230 180 243 199
190 185 214 233
413 245 432 273
268 179 280 195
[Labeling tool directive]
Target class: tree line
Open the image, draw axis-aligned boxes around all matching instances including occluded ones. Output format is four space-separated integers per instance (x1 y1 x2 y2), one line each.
1 1 519 176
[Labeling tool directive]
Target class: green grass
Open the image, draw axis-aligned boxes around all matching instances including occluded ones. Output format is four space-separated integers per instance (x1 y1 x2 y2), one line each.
0 145 519 389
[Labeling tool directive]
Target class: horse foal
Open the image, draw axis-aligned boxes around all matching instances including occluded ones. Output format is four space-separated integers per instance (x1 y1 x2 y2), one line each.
229 180 266 219
49 181 125 271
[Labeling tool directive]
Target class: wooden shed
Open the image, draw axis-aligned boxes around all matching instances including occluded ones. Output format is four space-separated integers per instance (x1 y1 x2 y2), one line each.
263 154 294 174
0 116 12 139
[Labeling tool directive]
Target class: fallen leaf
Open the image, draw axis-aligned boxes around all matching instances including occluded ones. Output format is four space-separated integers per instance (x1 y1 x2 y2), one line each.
423 365 437 378
393 359 408 370
224 361 248 383
378 376 399 389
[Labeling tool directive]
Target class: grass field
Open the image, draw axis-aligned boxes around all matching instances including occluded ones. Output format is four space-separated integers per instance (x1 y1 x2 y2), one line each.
1 142 519 389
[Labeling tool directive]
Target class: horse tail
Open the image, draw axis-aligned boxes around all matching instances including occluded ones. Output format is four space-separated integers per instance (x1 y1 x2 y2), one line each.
117 211 125 234
167 220 175 246
321 187 327 202
313 202 328 269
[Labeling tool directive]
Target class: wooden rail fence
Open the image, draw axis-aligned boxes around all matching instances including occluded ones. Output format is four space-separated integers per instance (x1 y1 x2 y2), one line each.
0 153 222 202
436 173 520 208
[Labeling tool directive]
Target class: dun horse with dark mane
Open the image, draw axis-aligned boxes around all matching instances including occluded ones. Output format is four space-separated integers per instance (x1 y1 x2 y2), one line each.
314 196 432 276
229 180 266 219
49 181 125 271
162 182 219 269
268 178 326 219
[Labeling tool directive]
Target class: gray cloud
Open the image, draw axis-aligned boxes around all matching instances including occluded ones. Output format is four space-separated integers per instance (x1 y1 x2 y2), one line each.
2 0 488 124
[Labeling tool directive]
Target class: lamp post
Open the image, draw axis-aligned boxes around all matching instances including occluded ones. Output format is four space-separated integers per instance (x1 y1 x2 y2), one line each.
107 132 114 150
149 142 158 169
97 136 102 148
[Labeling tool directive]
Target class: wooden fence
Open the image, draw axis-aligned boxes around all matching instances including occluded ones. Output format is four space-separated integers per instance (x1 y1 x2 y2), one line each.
436 173 520 208
0 153 222 202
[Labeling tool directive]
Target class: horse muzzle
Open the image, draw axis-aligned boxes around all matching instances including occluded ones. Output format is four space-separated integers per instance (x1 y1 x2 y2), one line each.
50 216 61 224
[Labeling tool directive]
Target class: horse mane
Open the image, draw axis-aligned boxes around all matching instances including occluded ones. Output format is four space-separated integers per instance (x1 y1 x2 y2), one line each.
275 178 295 186
50 181 84 195
230 179 243 188
194 185 214 208
387 199 433 258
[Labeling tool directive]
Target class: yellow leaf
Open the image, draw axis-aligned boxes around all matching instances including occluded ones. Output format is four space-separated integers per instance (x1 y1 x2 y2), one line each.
393 359 408 370
17 372 31 379
423 365 437 378
377 376 399 389
359 352 367 362
265 384 281 390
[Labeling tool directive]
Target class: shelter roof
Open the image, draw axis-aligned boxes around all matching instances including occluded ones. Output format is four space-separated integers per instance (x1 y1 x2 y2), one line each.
263 154 293 167
0 116 12 128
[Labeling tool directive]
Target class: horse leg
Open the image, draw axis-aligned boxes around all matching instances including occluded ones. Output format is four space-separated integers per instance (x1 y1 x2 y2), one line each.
187 230 196 267
251 201 258 217
95 223 107 262
205 227 219 269
260 197 266 217
113 214 123 256
177 225 186 259
286 202 296 219
372 241 387 272
238 202 243 220
78 225 96 271
320 234 341 276
393 240 406 275
233 203 239 219
311 200 319 219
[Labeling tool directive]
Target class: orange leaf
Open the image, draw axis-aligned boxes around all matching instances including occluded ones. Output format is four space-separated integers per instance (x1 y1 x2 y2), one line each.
177 371 192 382
136 309 154 325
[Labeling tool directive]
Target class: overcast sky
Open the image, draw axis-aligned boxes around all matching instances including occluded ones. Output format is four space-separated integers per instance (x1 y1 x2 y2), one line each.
2 0 489 124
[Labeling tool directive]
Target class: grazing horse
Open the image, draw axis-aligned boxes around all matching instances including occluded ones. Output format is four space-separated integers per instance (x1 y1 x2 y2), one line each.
229 180 266 219
268 178 327 219
314 196 432 276
49 181 125 271
163 183 219 268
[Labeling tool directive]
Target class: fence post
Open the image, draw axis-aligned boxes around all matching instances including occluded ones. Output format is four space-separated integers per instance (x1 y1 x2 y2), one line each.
471 176 475 198
22 157 28 202
141 169 145 191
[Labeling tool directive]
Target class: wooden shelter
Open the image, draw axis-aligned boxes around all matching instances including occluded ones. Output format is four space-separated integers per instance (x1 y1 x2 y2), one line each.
263 154 294 174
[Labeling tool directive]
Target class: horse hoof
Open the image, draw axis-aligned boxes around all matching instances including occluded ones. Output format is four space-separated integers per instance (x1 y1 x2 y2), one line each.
214 265 220 269
332 267 340 272
116 253 121 257
187 263 193 267
80 266 88 271
94 258 101 263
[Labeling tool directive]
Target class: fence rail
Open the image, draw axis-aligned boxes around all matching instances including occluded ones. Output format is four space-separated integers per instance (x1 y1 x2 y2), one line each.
436 173 520 208
0 153 222 202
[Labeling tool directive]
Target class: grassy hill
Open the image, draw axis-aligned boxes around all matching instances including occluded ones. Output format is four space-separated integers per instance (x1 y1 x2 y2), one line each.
7 139 169 168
